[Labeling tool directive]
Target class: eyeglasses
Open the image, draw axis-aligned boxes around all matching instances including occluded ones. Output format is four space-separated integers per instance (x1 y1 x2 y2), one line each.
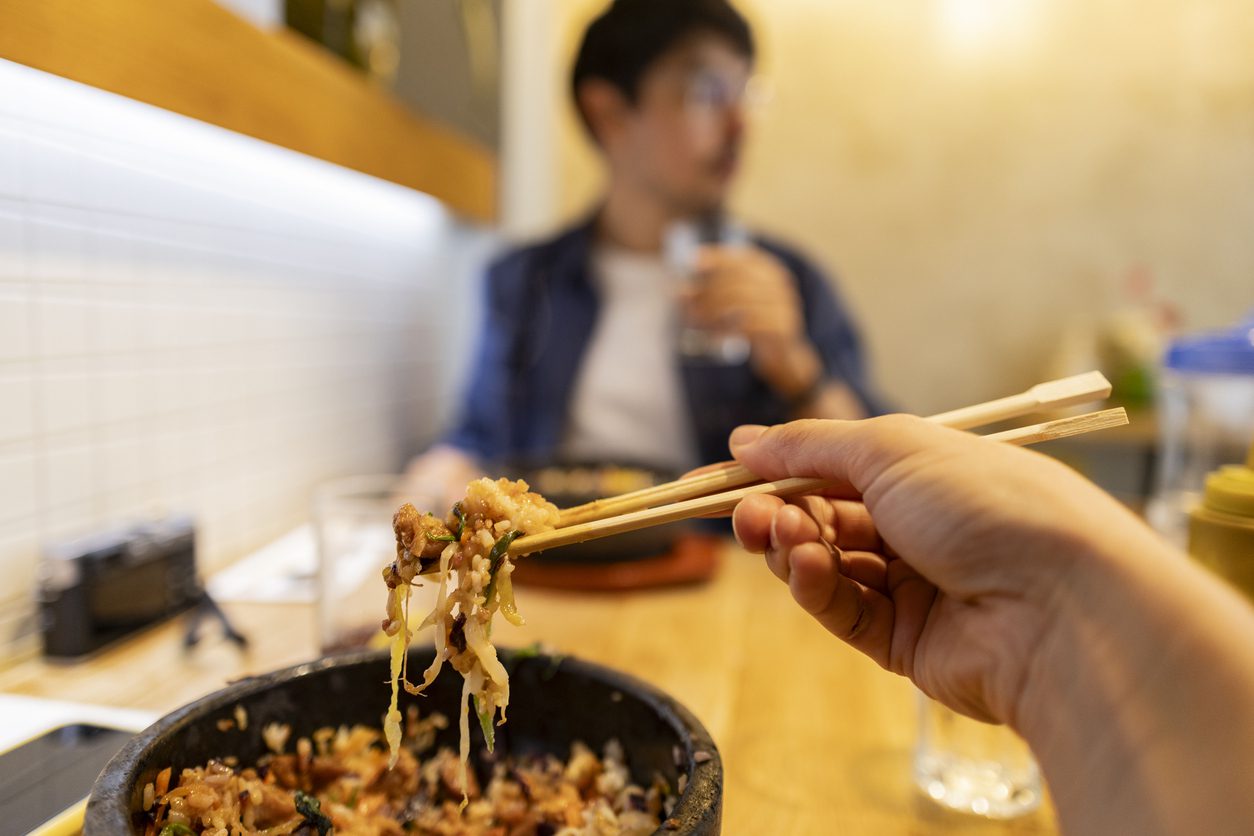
682 71 773 116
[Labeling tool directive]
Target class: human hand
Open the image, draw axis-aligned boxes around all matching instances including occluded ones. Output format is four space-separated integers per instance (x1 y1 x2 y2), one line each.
727 416 1162 726
397 445 482 515
729 416 1254 834
685 245 821 397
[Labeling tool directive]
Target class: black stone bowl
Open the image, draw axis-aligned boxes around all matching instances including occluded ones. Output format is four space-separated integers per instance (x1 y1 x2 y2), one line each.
84 647 722 834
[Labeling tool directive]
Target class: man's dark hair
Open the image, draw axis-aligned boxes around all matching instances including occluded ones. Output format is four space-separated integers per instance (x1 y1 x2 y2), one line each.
571 0 754 120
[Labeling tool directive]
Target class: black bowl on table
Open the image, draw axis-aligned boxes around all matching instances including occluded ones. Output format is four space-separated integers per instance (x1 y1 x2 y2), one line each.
84 647 722 834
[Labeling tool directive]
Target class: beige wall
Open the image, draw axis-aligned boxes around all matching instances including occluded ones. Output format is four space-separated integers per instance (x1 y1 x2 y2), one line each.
549 0 1254 413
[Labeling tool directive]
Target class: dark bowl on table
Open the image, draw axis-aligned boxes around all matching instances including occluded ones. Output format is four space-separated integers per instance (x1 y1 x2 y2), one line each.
84 647 722 834
507 462 695 564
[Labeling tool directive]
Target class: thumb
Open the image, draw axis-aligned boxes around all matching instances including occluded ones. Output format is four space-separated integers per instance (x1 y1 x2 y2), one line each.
729 415 944 497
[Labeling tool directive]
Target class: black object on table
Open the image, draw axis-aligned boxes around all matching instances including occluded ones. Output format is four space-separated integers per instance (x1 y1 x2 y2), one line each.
0 723 135 836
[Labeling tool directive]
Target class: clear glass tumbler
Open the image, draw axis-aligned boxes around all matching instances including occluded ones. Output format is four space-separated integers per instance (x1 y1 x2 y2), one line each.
312 474 403 654
664 216 752 365
913 693 1042 819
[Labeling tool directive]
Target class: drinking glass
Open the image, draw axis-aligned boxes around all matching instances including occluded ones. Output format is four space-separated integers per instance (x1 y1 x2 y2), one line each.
913 693 1042 818
664 217 752 365
312 474 402 653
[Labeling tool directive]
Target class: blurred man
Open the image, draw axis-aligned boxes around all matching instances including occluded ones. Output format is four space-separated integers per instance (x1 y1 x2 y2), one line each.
405 0 884 505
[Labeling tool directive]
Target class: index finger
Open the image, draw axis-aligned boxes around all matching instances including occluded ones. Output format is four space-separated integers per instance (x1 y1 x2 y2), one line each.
728 415 965 501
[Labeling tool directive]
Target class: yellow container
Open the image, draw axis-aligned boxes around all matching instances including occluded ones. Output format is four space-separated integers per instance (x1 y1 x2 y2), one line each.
1188 440 1254 603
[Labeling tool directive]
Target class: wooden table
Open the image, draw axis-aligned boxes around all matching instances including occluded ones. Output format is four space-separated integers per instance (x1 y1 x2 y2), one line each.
0 543 1057 835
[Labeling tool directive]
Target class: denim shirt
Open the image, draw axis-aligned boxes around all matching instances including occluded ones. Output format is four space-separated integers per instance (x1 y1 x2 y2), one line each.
444 219 885 468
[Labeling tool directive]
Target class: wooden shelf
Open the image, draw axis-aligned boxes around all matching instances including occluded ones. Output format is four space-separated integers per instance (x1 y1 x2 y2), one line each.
0 0 496 222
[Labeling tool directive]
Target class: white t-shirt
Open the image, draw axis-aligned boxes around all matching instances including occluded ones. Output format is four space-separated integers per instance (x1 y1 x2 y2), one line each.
557 247 698 472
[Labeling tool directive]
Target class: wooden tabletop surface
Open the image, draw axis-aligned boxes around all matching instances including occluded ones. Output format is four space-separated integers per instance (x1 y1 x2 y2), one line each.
0 543 1057 835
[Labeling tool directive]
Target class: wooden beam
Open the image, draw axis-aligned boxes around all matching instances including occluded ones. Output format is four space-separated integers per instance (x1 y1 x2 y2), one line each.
0 0 497 222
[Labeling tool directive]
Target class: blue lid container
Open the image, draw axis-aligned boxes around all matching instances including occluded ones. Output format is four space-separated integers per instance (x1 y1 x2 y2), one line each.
1164 311 1254 376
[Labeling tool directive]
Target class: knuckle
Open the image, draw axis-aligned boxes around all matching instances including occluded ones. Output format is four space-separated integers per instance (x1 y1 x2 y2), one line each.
865 412 920 438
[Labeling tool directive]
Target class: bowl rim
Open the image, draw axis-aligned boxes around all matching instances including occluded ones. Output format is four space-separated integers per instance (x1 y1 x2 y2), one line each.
84 646 722 834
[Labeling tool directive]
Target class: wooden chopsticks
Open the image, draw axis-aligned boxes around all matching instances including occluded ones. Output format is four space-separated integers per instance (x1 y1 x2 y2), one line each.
510 476 834 557
402 371 1122 567
924 370 1112 430
980 406 1127 446
556 371 1112 528
508 405 1127 556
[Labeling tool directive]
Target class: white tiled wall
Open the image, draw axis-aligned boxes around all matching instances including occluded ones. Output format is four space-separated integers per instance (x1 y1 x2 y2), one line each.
0 60 492 657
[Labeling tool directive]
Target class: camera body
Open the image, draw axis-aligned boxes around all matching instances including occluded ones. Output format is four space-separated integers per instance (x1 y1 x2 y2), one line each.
38 516 200 659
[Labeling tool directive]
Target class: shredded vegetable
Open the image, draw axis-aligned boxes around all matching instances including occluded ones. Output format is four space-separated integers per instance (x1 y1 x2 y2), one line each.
293 790 332 836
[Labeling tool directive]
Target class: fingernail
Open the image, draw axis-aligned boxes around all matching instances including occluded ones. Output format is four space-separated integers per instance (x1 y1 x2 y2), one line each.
730 424 767 448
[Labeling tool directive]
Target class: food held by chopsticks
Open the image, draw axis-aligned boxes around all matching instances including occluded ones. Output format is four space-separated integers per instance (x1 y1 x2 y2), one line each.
381 477 559 787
